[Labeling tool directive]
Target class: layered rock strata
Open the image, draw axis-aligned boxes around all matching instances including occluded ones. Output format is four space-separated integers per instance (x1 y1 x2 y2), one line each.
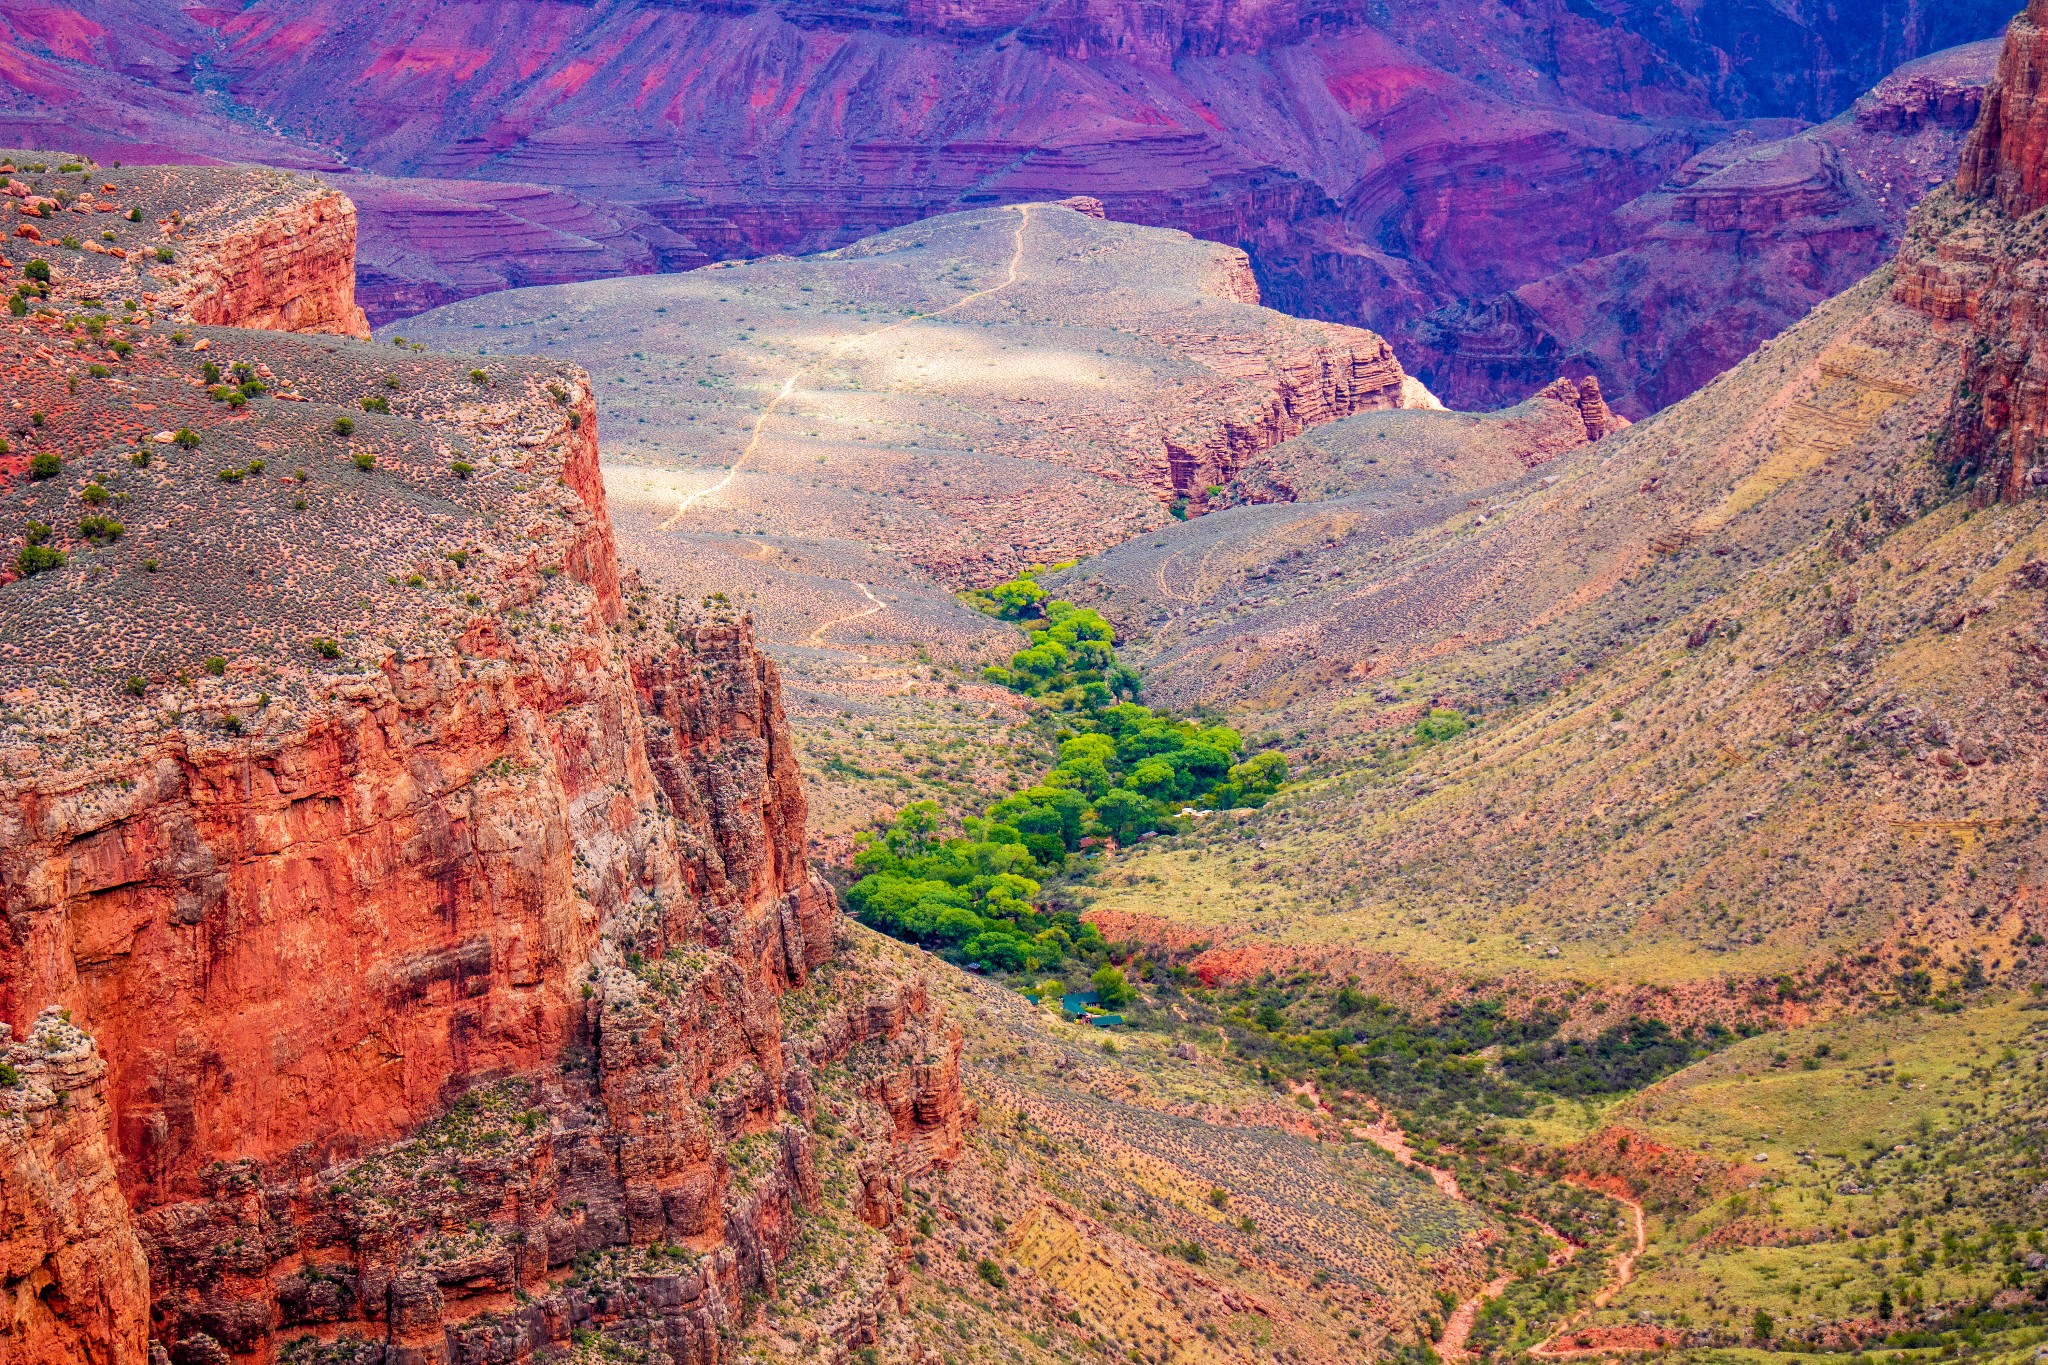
1898 0 2048 502
0 153 371 341
1161 320 1412 507
0 158 961 1364
8 1 2018 414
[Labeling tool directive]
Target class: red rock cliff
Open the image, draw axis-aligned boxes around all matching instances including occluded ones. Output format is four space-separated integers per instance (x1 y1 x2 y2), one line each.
0 165 963 1365
0 1010 150 1365
1955 0 2048 218
1898 0 2048 501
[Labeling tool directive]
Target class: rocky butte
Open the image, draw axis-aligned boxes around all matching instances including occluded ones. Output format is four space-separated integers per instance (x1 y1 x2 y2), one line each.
0 155 964 1365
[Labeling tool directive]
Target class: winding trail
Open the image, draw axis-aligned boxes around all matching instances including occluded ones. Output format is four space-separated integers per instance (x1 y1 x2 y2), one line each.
660 203 1035 530
806 581 886 647
1349 1105 1649 1360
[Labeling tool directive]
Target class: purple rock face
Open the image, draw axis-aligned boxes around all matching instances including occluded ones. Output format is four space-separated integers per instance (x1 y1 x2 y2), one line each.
0 0 2014 412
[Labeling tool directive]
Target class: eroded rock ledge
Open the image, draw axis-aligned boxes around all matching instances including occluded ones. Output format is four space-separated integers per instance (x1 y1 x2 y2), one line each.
0 156 964 1365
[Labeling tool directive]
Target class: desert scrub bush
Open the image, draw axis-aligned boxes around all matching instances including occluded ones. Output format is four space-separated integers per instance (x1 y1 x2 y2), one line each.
201 360 221 383
469 368 489 385
216 466 246 483
87 363 111 379
361 396 389 413
28 451 60 480
173 428 199 449
23 259 49 282
308 637 342 659
78 515 122 543
352 451 376 471
58 236 80 250
155 246 175 264
129 450 149 469
80 482 108 506
1414 708 1469 743
18 521 64 575
332 417 355 436
0 1062 18 1086
126 207 141 222
205 656 226 676
976 1258 1005 1289
125 676 146 697
451 460 474 478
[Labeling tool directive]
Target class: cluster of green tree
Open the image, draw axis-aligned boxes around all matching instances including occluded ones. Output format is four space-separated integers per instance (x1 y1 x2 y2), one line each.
966 569 1141 706
845 573 1291 973
843 799 1105 973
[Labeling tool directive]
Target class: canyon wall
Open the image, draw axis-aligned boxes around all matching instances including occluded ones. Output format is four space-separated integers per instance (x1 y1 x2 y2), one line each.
4 0 2016 413
1409 38 2003 416
0 162 962 1364
1897 0 2048 503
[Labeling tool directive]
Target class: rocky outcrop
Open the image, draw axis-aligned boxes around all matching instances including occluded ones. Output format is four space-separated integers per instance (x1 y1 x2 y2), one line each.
1956 0 2048 218
1160 320 1413 508
0 165 966 1363
166 186 372 339
0 1010 149 1365
1899 1 2048 502
1571 376 1629 442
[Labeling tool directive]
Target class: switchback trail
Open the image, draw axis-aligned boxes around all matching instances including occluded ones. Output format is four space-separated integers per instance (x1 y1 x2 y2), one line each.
661 203 1034 529
1350 1104 1648 1360
806 581 885 647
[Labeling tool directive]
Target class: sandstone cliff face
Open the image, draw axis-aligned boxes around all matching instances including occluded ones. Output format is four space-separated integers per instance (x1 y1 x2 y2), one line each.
167 187 372 340
131 967 961 1364
1160 319 1412 509
1899 0 2048 502
0 168 964 1364
1956 0 2048 219
0 1010 150 1365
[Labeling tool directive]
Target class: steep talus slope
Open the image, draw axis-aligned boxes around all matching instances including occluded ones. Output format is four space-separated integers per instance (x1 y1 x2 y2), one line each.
0 158 970 1365
1080 4 2048 1011
0 0 2016 413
